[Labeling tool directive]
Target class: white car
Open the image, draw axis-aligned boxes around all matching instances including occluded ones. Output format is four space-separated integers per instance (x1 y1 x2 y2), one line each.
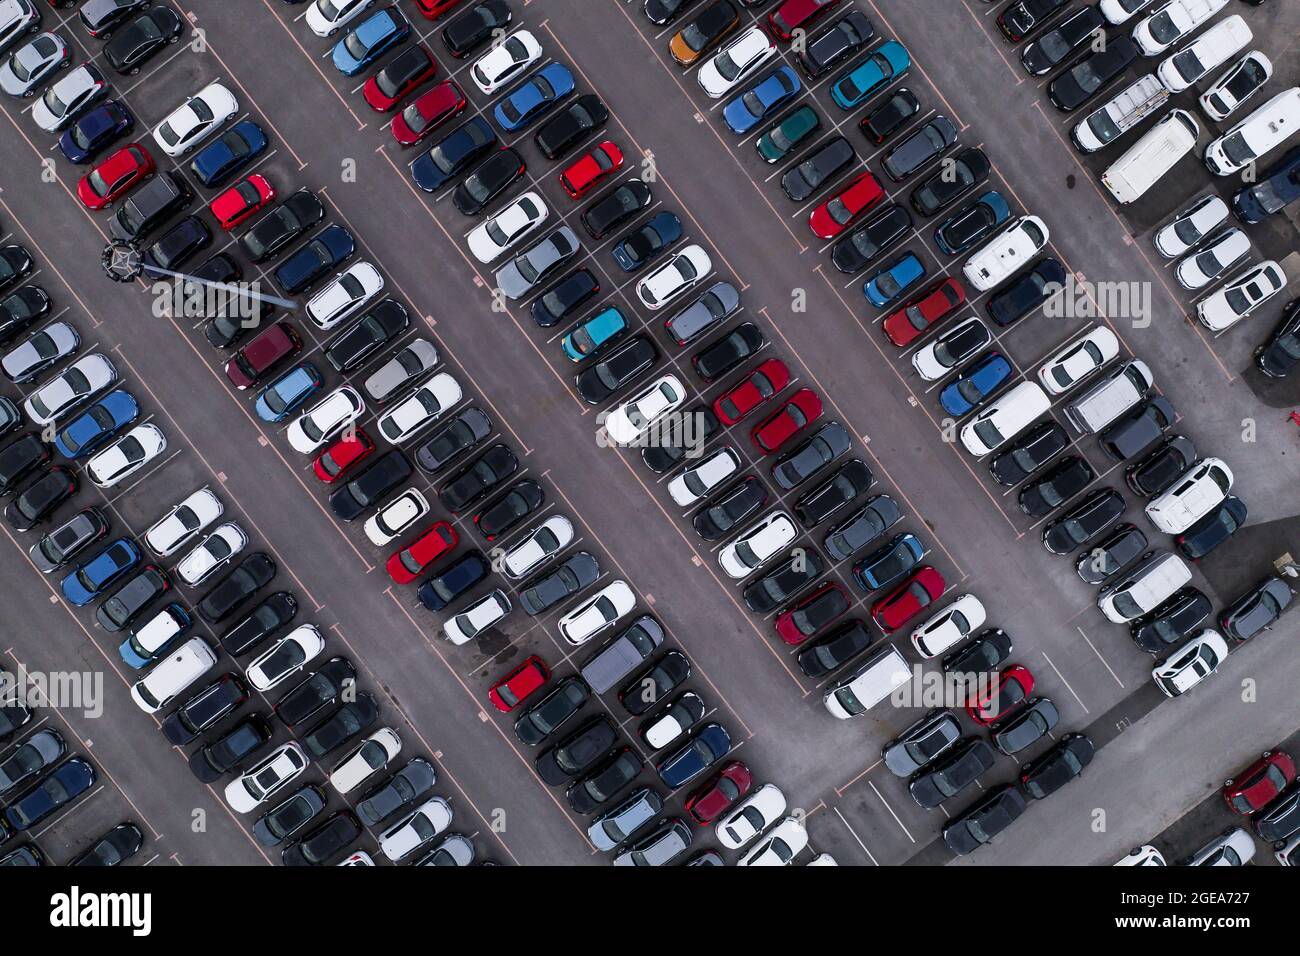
1037 325 1119 395
305 261 384 329
364 339 439 403
31 65 104 132
502 515 574 579
86 424 166 489
339 851 373 866
246 624 326 691
641 695 702 750
1196 260 1285 333
1144 457 1232 533
146 488 223 556
1203 87 1300 175
1153 629 1229 697
0 1 40 56
305 0 375 37
362 488 430 547
1275 833 1300 867
377 372 462 444
1155 14 1250 93
1174 227 1249 290
962 217 1049 292
469 29 541 95
1100 0 1154 25
153 82 238 156
1182 825 1255 866
24 353 116 426
1098 550 1191 623
911 317 990 382
467 192 549 264
738 816 808 866
1152 194 1228 258
910 594 987 659
667 447 741 507
1131 0 1230 57
697 26 777 99
716 784 787 850
1200 51 1272 121
1114 844 1167 866
379 796 452 861
806 853 837 866
635 245 711 311
602 374 685 446
959 381 1051 456
558 580 635 645
329 727 401 795
719 511 796 579
444 589 511 646
286 386 365 454
224 742 308 813
175 523 247 587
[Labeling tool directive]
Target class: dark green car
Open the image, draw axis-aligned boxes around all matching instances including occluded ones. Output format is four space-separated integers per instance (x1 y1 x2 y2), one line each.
755 105 820 164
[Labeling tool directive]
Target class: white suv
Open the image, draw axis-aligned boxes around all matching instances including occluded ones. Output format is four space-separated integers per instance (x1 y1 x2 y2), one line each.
305 0 375 37
305 262 384 329
286 386 365 454
558 580 635 645
502 515 574 579
1152 629 1229 697
1200 51 1272 121
363 488 430 547
1132 0 1230 57
225 742 308 813
146 488 223 556
719 511 796 579
716 784 787 849
1153 194 1228 258
961 217 1049 292
1156 14 1250 92
603 374 685 446
636 245 711 310
469 30 541 95
380 797 452 861
377 372 462 444
698 26 777 99
153 81 238 156
444 589 511 646
246 624 326 691
468 192 549 264
1037 325 1119 395
1144 457 1232 533
176 523 247 587
1196 260 1285 332
959 381 1051 456
330 728 401 794
910 594 987 659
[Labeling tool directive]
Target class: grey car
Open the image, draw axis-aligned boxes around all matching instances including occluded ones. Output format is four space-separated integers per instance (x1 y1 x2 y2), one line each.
417 832 475 866
0 1 40 57
0 728 65 795
362 338 439 403
495 226 579 301
882 115 958 182
519 550 599 616
612 817 691 866
1 320 79 383
663 280 741 346
588 786 663 851
32 63 104 132
881 708 961 777
0 31 67 97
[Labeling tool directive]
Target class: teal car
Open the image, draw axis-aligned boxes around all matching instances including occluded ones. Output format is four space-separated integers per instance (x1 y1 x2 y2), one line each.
830 40 910 111
561 306 626 362
755 105 820 164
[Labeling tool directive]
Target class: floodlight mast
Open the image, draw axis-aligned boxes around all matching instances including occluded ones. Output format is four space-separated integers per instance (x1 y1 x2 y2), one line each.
101 240 298 311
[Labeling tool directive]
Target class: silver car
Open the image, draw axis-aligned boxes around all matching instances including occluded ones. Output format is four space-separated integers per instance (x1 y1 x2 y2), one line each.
1 320 79 383
495 227 579 301
362 338 438 403
0 31 67 97
23 352 116 426
0 0 41 56
1180 826 1255 866
32 63 105 132
417 833 475 866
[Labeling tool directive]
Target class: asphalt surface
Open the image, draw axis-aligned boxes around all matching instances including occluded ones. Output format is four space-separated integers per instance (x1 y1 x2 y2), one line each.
0 0 1296 867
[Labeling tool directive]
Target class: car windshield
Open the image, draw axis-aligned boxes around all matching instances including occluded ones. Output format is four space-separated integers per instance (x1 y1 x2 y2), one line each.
1219 132 1255 166
41 86 69 115
874 272 901 298
344 33 370 59
1148 12 1179 45
715 51 741 81
1074 62 1102 95
1039 33 1072 62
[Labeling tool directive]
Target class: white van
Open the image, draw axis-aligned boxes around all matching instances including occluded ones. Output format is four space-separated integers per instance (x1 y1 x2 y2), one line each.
1064 359 1153 433
130 637 217 714
1098 550 1191 623
1145 457 1233 533
1102 109 1199 203
1156 15 1251 93
1072 74 1170 153
1203 87 1300 175
961 217 1050 292
959 381 1051 456
823 644 910 719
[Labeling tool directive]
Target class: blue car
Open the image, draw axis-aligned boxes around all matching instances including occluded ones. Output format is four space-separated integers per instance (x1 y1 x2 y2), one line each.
611 211 681 273
863 252 925 308
119 602 192 669
255 362 323 423
939 352 1012 417
561 306 627 362
934 190 1010 256
5 757 96 831
853 532 924 591
60 537 142 607
273 225 355 295
417 551 489 611
656 723 731 790
332 6 411 76
492 62 574 133
830 40 910 110
58 100 134 164
54 389 139 460
411 117 496 193
722 66 801 136
189 121 268 188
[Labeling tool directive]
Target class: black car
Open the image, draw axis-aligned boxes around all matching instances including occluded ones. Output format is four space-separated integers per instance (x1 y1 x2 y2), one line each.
282 810 362 866
1255 298 1300 378
641 405 719 473
0 433 49 496
519 552 600 616
645 0 700 26
186 254 241 292
1219 576 1292 643
1076 522 1147 585
576 335 657 404
781 136 854 202
581 179 653 239
188 714 272 783
0 287 52 345
536 94 608 160
329 450 412 521
941 627 1013 675
986 257 1066 326
5 756 95 831
530 269 599 327
882 709 962 777
882 116 957 182
909 737 996 808
442 0 511 57
742 548 825 614
1177 496 1246 560
1125 434 1195 497
253 784 327 847
1020 6 1104 76
619 651 691 716
992 697 1058 755
71 823 143 866
692 476 767 540
1100 396 1174 461
301 694 379 760
1254 786 1300 843
411 116 497 192
452 147 525 215
997 0 1070 41
442 444 518 513
109 171 191 242
860 88 920 144
1130 586 1211 654
934 196 1006 255
691 322 765 381
0 245 33 294
0 729 65 796
415 407 491 475
795 618 873 678
1020 733 1094 799
240 190 326 263
831 204 912 274
794 458 872 527
80 0 149 39
823 493 901 562
95 564 168 632
1042 488 1125 555
567 748 642 814
161 673 249 746
514 676 590 746
943 784 1026 855
196 552 276 624
275 657 357 729
910 148 990 217
0 682 32 744
773 421 850 490
103 7 183 75
1018 455 1093 518
1048 34 1138 112
798 10 874 77
356 758 437 827
0 398 17 438
143 216 210 273
475 479 543 541
5 467 76 532
417 551 489 611
989 420 1066 486
536 715 617 785
220 591 298 657
324 299 410 372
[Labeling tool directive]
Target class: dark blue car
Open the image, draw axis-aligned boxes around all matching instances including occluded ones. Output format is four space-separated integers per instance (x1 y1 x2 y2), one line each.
189 121 268 188
612 211 681 272
410 116 497 192
332 6 411 77
940 352 1012 416
60 537 142 606
273 225 355 295
1232 145 1300 225
417 551 489 611
58 100 134 164
722 66 801 136
656 723 730 789
493 62 574 132
54 389 139 460
5 757 97 831
853 532 923 591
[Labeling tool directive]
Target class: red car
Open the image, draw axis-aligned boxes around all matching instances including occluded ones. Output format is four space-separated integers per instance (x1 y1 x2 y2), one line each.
414 0 467 19
768 0 843 41
872 565 945 633
808 171 884 240
684 761 753 824
209 174 276 230
1223 751 1296 815
76 143 154 209
488 655 549 713
966 665 1034 725
313 429 375 483
224 321 302 389
391 81 467 147
386 521 458 585
362 45 438 112
560 140 624 199
713 359 790 426
752 388 822 454
775 581 850 645
882 278 966 348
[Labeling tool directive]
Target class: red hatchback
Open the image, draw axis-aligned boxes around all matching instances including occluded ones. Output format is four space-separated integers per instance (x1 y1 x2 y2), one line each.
391 81 466 146
713 359 790 426
386 521 458 585
769 0 843 41
966 665 1034 725
752 388 822 454
77 143 154 209
224 321 302 389
362 45 438 112
685 761 753 824
775 581 850 645
210 174 276 230
414 0 467 19
808 171 884 240
872 565 945 632
313 429 375 483
488 655 549 713
1223 751 1296 815
882 278 966 347
560 140 624 199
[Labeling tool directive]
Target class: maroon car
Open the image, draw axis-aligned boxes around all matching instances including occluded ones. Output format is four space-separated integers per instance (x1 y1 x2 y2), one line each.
224 321 302 390
684 761 753 824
